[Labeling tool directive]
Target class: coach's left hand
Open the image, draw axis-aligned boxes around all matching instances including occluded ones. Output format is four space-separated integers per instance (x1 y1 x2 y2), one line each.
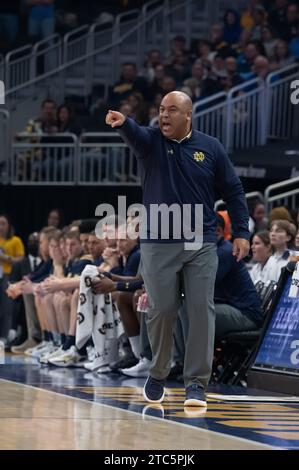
232 238 250 262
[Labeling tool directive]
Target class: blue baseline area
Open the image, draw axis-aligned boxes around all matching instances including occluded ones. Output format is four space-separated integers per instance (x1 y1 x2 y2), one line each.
1 359 299 450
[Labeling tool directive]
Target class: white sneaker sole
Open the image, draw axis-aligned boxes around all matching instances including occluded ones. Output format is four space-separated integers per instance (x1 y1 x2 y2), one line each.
121 369 149 378
184 398 207 407
143 387 165 404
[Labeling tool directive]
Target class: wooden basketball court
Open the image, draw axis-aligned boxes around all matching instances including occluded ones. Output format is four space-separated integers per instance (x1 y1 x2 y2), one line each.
1 356 299 450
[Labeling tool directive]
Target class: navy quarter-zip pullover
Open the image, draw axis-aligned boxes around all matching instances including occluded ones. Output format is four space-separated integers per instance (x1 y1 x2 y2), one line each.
118 118 250 243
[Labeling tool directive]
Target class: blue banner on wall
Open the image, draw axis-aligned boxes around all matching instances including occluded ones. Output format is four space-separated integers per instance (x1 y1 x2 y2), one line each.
254 274 299 374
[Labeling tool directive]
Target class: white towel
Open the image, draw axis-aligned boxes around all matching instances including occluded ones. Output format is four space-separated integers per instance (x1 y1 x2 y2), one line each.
76 265 124 357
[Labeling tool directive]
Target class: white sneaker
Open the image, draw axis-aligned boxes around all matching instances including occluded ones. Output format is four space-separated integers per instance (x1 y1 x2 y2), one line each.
25 340 48 356
39 346 64 364
121 357 151 378
84 355 109 371
48 346 86 367
29 341 56 358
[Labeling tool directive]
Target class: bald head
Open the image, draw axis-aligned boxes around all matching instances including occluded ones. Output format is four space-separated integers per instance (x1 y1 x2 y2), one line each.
162 91 193 111
159 91 193 140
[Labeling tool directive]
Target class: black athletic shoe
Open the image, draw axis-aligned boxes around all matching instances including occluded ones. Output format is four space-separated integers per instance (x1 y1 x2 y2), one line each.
184 384 207 407
110 354 138 371
143 375 165 403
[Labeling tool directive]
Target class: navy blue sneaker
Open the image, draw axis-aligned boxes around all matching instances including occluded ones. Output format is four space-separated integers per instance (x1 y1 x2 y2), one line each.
143 375 165 403
184 384 207 407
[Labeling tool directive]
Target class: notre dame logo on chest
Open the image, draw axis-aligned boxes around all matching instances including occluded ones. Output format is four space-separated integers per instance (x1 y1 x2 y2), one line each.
193 151 205 162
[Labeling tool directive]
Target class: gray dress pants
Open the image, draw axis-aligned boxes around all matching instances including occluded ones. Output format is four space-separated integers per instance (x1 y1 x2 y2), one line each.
140 242 218 389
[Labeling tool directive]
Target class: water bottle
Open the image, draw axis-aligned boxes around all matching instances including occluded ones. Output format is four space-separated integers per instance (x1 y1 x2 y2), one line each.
0 340 5 364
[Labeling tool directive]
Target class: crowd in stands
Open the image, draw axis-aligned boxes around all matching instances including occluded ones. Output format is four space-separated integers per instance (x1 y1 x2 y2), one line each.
0 1 143 53
0 0 299 131
101 0 299 125
0 201 298 381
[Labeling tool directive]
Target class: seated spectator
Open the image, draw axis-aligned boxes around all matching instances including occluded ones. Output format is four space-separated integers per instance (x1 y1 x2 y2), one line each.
90 223 142 371
182 62 205 100
160 75 177 95
270 39 295 70
250 5 268 40
165 50 192 86
249 230 273 285
267 219 296 282
241 0 263 31
223 9 243 47
22 230 92 362
248 200 268 234
225 56 244 87
192 39 216 67
183 61 222 100
261 24 279 60
210 22 233 56
25 99 57 134
141 49 164 83
16 227 55 356
56 104 81 135
109 63 149 107
212 53 229 80
214 214 263 339
47 208 63 229
127 92 149 125
78 219 98 256
149 63 166 98
237 41 261 76
165 35 188 67
7 232 42 353
253 55 271 80
0 213 25 342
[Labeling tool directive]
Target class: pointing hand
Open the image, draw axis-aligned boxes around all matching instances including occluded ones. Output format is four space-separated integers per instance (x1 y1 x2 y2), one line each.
105 110 126 128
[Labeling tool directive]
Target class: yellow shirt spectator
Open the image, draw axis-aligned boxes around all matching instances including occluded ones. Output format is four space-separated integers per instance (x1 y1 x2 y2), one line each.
0 236 25 274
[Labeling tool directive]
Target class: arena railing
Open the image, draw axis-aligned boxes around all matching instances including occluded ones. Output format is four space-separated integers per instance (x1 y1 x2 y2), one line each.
9 132 140 186
5 35 62 100
192 77 266 152
78 133 139 185
11 132 78 185
4 0 204 108
193 92 228 147
266 63 299 141
264 176 299 213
